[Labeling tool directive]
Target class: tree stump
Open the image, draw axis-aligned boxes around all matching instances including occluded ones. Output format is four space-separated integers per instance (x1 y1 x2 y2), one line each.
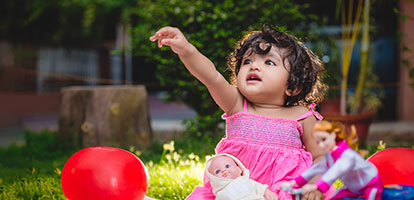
59 85 153 150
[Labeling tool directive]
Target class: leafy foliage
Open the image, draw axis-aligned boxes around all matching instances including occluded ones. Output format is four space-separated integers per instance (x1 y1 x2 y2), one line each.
131 0 319 137
0 0 136 44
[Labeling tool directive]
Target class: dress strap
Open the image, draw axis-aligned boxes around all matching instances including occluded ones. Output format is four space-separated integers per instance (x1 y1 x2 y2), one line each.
295 103 324 121
243 99 248 112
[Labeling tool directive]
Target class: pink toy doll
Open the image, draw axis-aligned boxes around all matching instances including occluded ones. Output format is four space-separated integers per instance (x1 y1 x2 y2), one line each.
282 120 383 200
206 153 278 200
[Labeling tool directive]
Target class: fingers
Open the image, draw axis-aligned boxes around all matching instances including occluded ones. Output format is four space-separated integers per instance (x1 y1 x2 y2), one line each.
279 180 296 191
149 27 182 48
149 26 179 43
159 38 175 46
301 190 323 200
149 26 191 55
301 192 309 200
264 194 278 200
158 38 163 48
269 196 278 200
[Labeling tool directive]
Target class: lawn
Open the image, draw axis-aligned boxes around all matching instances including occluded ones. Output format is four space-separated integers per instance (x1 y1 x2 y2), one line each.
0 129 411 199
0 130 219 200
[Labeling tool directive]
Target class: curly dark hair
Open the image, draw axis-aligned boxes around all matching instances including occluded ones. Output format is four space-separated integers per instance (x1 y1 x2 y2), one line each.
227 24 326 107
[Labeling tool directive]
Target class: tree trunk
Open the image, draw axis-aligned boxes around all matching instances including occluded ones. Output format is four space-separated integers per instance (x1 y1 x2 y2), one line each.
59 85 153 150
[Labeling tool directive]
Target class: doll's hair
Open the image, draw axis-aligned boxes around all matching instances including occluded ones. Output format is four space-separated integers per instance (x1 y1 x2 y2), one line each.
312 120 359 150
227 24 326 107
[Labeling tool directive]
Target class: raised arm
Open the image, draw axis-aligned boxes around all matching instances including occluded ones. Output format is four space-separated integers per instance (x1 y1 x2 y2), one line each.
149 26 241 114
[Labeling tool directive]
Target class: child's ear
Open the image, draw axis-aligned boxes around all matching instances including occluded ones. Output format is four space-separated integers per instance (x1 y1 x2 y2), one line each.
285 86 302 96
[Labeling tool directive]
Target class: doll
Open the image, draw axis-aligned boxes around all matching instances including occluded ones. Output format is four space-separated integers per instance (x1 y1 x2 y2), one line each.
206 153 278 200
281 120 383 200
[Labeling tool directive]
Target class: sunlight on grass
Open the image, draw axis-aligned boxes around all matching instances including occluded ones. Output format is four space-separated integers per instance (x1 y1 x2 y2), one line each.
0 175 65 200
144 140 208 200
1 131 410 200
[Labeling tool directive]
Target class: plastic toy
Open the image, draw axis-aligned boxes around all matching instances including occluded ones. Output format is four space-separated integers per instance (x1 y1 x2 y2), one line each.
61 146 148 200
280 185 304 200
381 185 414 200
367 148 414 186
206 153 278 200
344 185 414 200
327 147 414 200
281 121 383 200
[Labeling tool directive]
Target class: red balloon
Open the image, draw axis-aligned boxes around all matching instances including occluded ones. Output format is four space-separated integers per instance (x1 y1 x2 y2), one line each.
61 147 148 200
367 148 414 186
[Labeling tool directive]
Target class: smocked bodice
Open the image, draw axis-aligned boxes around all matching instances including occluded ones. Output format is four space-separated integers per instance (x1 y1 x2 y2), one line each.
223 112 305 149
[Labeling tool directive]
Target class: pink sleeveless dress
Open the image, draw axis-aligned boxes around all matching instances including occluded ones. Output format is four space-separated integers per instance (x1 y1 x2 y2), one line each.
186 100 323 200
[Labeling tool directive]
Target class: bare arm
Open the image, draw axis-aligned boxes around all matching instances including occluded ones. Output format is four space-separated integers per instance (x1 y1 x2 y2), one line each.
300 116 325 200
302 116 324 163
149 26 242 114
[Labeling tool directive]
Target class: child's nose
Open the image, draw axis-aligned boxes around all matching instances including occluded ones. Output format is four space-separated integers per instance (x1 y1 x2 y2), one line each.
250 62 260 71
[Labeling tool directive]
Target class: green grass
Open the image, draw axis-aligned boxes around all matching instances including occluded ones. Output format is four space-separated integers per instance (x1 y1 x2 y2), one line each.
0 130 72 199
0 130 218 200
1 129 412 199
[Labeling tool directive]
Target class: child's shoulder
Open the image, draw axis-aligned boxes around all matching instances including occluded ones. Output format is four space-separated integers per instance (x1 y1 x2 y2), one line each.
266 105 309 121
285 105 319 125
285 105 310 116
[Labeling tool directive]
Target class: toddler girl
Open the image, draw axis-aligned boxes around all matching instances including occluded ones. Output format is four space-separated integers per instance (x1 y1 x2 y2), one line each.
150 24 327 200
282 121 383 200
207 153 278 200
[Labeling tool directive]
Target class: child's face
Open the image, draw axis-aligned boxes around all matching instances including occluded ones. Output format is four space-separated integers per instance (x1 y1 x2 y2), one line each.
313 131 337 153
236 44 290 105
208 156 242 179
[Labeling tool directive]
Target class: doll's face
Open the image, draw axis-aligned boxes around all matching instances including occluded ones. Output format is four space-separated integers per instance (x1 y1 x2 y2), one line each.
208 156 242 179
313 131 336 153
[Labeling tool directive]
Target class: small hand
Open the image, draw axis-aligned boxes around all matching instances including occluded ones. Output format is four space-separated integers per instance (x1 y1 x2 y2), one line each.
279 180 297 191
264 188 278 200
149 26 192 56
301 190 323 200
300 184 323 200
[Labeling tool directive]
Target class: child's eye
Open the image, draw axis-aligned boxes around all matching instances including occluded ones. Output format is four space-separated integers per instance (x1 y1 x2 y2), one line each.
265 60 275 66
225 164 230 168
215 170 220 174
243 59 252 65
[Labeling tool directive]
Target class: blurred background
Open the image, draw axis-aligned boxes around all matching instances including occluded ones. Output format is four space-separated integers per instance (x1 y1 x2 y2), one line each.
0 0 413 147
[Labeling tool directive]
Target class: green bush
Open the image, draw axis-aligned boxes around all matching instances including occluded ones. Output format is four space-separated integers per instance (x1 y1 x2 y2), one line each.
131 0 319 138
0 0 136 44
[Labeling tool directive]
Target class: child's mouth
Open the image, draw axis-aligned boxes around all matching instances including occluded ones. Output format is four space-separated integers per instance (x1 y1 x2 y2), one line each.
247 74 261 82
